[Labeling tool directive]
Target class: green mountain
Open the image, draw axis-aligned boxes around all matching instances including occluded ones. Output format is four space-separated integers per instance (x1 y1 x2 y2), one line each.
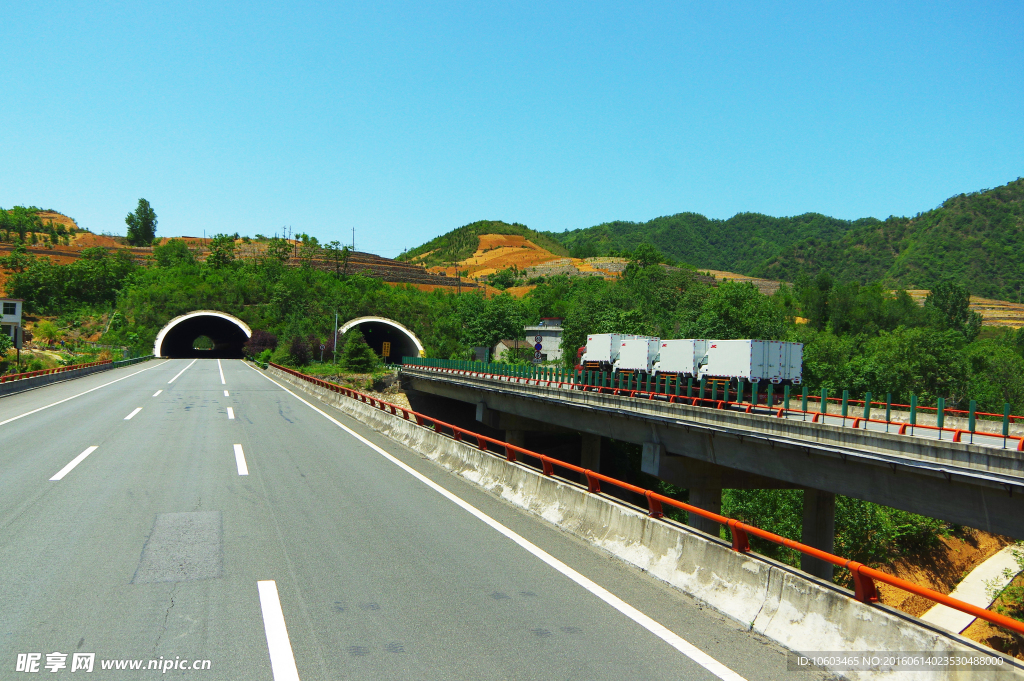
758 179 1024 300
543 177 1024 300
397 220 568 267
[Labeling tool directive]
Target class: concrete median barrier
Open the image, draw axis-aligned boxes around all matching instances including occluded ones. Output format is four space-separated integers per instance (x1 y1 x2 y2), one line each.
266 364 1024 681
0 357 153 398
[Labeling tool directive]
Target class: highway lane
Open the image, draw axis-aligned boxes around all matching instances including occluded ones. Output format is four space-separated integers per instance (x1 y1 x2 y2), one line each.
0 359 831 680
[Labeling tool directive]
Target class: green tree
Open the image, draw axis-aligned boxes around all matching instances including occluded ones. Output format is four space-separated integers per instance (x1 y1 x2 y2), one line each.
340 330 380 372
125 199 158 246
488 266 521 290
153 239 196 267
206 234 237 268
266 238 291 265
0 332 12 357
924 280 982 342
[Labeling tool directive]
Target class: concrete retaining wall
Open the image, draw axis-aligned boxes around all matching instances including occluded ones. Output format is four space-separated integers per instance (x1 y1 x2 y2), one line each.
267 365 1024 681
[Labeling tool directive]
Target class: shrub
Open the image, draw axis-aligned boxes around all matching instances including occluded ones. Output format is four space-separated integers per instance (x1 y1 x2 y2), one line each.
288 335 312 366
34 321 61 345
243 329 278 358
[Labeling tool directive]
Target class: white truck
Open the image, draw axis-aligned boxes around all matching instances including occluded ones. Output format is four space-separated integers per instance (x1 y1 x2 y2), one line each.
613 337 661 374
652 339 708 378
578 333 637 372
697 339 803 385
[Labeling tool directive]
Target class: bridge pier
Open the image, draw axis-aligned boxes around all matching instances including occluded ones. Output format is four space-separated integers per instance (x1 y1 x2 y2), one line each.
688 487 723 536
505 430 526 447
801 489 836 581
581 432 601 483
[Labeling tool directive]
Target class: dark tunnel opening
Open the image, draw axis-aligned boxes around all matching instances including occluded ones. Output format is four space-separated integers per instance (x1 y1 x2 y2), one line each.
159 315 250 359
348 322 420 364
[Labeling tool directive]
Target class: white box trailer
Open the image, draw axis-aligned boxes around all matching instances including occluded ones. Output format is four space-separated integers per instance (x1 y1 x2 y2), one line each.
580 333 637 369
697 340 803 384
613 337 660 374
652 339 708 377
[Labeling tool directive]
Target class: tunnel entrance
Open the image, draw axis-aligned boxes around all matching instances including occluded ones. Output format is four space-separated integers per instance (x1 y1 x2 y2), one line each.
339 316 423 363
154 311 252 359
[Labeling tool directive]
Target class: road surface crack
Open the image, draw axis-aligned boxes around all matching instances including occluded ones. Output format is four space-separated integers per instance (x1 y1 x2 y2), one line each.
154 583 179 653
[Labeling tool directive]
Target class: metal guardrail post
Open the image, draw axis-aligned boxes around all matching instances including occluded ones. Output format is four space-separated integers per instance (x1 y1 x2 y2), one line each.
820 388 827 417
863 392 871 421
910 394 917 435
711 379 718 402
1003 403 1010 448
767 383 774 408
784 385 790 411
936 397 945 438
841 389 849 424
885 393 892 432
801 386 808 419
699 376 707 402
968 400 976 444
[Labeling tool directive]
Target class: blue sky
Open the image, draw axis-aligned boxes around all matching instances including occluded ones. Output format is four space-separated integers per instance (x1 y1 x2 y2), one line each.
1 1 1021 257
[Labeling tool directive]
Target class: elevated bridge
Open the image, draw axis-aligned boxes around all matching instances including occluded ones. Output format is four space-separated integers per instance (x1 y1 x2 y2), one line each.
401 364 1024 579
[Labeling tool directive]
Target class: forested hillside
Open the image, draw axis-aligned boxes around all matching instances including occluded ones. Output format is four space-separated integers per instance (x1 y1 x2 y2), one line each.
545 177 1024 300
398 220 568 267
760 179 1024 300
550 212 876 273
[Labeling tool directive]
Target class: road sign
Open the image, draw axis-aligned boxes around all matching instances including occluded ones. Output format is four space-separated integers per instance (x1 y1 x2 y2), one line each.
382 341 391 359
534 343 543 351
534 335 543 343
534 351 542 359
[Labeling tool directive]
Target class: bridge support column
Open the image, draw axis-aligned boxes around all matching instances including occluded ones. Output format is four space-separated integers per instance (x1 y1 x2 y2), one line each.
580 432 601 484
505 430 526 448
801 488 836 581
688 487 722 537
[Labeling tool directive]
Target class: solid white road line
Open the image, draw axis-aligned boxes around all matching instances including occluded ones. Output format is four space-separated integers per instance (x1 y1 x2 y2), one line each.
167 359 198 384
124 407 142 420
218 359 226 385
153 390 162 397
257 580 301 681
249 366 747 681
234 444 249 475
0 361 169 428
50 446 99 481
224 390 229 397
227 407 235 420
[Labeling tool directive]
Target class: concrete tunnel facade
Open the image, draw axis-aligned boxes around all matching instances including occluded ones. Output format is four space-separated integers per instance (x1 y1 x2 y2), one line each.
339 316 424 362
154 311 252 359
153 312 423 362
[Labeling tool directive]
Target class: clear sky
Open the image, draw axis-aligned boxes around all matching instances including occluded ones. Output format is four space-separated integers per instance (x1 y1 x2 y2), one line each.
2 1 1021 257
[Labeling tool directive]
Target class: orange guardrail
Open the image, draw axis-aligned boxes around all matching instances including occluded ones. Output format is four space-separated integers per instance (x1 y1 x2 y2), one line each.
267 361 1024 638
410 365 1024 451
0 359 112 384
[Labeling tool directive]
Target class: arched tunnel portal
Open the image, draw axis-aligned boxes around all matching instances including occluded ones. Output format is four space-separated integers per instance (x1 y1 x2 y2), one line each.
155 311 252 359
340 316 424 363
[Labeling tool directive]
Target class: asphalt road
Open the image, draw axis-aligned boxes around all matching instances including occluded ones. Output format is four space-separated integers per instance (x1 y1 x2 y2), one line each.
0 359 834 680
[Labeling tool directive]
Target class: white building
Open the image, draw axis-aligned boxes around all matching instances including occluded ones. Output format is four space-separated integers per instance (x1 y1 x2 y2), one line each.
524 317 564 362
1 298 23 347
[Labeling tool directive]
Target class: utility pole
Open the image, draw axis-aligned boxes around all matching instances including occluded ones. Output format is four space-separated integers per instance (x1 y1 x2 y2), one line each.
351 227 355 251
333 313 339 364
